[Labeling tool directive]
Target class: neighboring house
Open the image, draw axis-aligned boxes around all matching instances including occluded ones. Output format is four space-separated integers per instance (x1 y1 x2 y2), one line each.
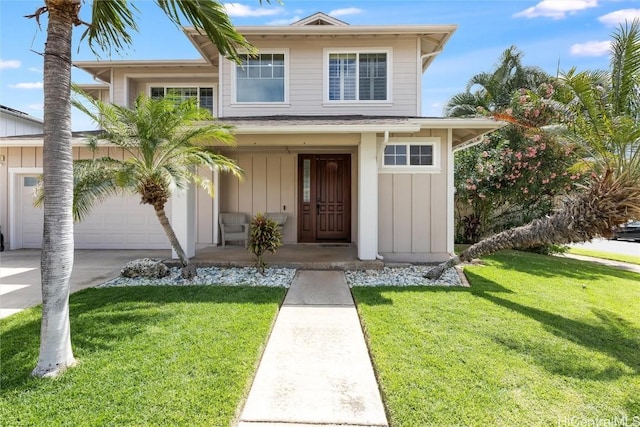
0 12 501 262
0 106 44 250
0 105 44 137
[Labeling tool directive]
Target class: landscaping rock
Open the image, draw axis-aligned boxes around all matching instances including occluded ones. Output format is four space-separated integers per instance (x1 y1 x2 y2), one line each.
121 258 170 279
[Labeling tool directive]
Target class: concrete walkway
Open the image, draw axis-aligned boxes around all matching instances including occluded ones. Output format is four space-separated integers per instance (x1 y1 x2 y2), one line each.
559 253 640 274
237 270 388 427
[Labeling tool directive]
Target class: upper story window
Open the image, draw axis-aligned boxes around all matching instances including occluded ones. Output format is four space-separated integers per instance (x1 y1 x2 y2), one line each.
150 86 214 114
235 52 287 103
327 49 390 102
380 137 441 173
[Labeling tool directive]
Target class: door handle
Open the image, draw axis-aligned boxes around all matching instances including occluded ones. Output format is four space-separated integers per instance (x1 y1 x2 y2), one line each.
317 204 319 214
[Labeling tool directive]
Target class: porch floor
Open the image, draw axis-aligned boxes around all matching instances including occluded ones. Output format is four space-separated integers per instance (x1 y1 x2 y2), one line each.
184 243 384 270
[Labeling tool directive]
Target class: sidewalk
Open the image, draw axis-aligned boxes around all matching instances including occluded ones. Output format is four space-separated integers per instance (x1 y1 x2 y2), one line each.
559 253 640 274
237 270 388 427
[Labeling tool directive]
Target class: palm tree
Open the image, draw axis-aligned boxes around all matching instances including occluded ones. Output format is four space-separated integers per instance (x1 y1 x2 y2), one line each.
26 0 254 378
71 91 241 278
444 46 549 117
427 20 640 279
446 47 562 241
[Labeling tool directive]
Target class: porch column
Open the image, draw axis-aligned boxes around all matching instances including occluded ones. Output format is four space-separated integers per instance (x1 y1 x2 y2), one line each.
358 133 378 260
213 167 220 245
447 129 455 254
171 182 196 259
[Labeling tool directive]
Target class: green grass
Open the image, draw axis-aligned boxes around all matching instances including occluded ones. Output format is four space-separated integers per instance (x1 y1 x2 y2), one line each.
568 247 640 265
353 251 640 426
0 286 285 426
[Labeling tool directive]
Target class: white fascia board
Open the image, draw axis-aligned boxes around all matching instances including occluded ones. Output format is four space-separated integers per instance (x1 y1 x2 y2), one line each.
210 25 458 36
414 117 505 129
231 124 422 135
0 138 109 147
74 59 209 68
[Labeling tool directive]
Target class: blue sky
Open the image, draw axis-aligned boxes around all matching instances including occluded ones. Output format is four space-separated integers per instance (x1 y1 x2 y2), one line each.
1 0 639 130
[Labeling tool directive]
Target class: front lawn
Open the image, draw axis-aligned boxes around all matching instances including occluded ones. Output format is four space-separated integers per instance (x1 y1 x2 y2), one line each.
0 286 285 426
353 251 640 426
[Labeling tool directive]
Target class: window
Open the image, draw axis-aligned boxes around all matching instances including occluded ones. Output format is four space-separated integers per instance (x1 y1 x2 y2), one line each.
380 138 440 172
150 86 214 114
236 53 286 103
328 51 388 101
384 145 433 166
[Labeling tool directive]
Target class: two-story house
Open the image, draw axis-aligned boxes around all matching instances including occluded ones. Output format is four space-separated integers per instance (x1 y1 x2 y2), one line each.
0 12 501 262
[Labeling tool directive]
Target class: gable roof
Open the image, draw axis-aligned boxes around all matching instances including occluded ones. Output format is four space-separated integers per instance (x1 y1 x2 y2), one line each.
290 12 349 26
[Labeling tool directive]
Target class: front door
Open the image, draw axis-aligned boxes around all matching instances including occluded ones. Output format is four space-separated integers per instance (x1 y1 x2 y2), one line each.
298 154 351 242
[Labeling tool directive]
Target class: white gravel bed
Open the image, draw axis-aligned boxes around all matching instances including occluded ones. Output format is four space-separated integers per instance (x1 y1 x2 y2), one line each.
97 265 462 288
346 265 462 287
98 266 297 288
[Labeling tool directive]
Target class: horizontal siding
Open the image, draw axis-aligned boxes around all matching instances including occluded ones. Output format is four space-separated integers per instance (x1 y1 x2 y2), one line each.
221 36 418 117
111 67 217 107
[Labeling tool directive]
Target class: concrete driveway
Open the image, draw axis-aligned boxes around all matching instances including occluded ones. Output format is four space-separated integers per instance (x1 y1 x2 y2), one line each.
0 249 170 319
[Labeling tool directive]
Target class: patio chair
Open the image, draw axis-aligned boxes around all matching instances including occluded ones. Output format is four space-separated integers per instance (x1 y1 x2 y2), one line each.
219 213 250 248
266 212 288 229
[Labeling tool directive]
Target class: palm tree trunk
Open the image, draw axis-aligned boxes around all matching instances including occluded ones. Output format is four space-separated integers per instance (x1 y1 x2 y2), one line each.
426 172 640 279
153 205 197 279
32 1 77 377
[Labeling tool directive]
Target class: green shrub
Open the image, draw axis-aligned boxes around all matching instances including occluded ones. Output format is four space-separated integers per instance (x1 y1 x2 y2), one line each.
248 213 283 273
520 244 569 255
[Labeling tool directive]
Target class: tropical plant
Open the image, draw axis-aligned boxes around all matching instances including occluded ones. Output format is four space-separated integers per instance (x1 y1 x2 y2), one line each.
454 85 582 242
427 19 640 279
248 213 283 274
70 91 241 278
447 47 575 241
25 0 254 378
444 46 549 117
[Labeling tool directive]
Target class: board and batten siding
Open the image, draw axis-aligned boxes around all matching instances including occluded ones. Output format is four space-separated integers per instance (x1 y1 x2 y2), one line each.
219 152 297 243
221 36 419 117
377 130 451 262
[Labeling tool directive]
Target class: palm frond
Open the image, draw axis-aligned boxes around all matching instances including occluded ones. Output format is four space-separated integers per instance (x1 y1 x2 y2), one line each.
154 0 256 62
80 0 138 56
610 19 640 115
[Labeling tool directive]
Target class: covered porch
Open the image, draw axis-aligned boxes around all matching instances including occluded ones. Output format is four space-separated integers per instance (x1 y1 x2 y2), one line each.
184 243 383 270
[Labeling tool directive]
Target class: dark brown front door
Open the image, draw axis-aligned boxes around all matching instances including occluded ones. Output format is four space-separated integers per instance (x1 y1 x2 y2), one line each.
298 154 351 242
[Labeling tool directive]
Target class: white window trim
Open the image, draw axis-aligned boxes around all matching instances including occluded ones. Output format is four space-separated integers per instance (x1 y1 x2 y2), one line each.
378 137 441 173
323 47 393 105
145 84 218 115
230 49 290 105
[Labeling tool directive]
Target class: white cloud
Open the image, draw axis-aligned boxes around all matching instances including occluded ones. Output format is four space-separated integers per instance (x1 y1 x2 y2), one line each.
328 7 362 17
514 0 597 19
223 3 280 17
0 59 21 69
267 16 301 26
8 82 43 89
598 9 640 26
28 103 43 111
28 67 41 73
570 40 611 56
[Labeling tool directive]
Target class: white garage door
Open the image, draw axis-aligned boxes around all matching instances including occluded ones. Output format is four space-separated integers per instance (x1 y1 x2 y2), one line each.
20 175 171 249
